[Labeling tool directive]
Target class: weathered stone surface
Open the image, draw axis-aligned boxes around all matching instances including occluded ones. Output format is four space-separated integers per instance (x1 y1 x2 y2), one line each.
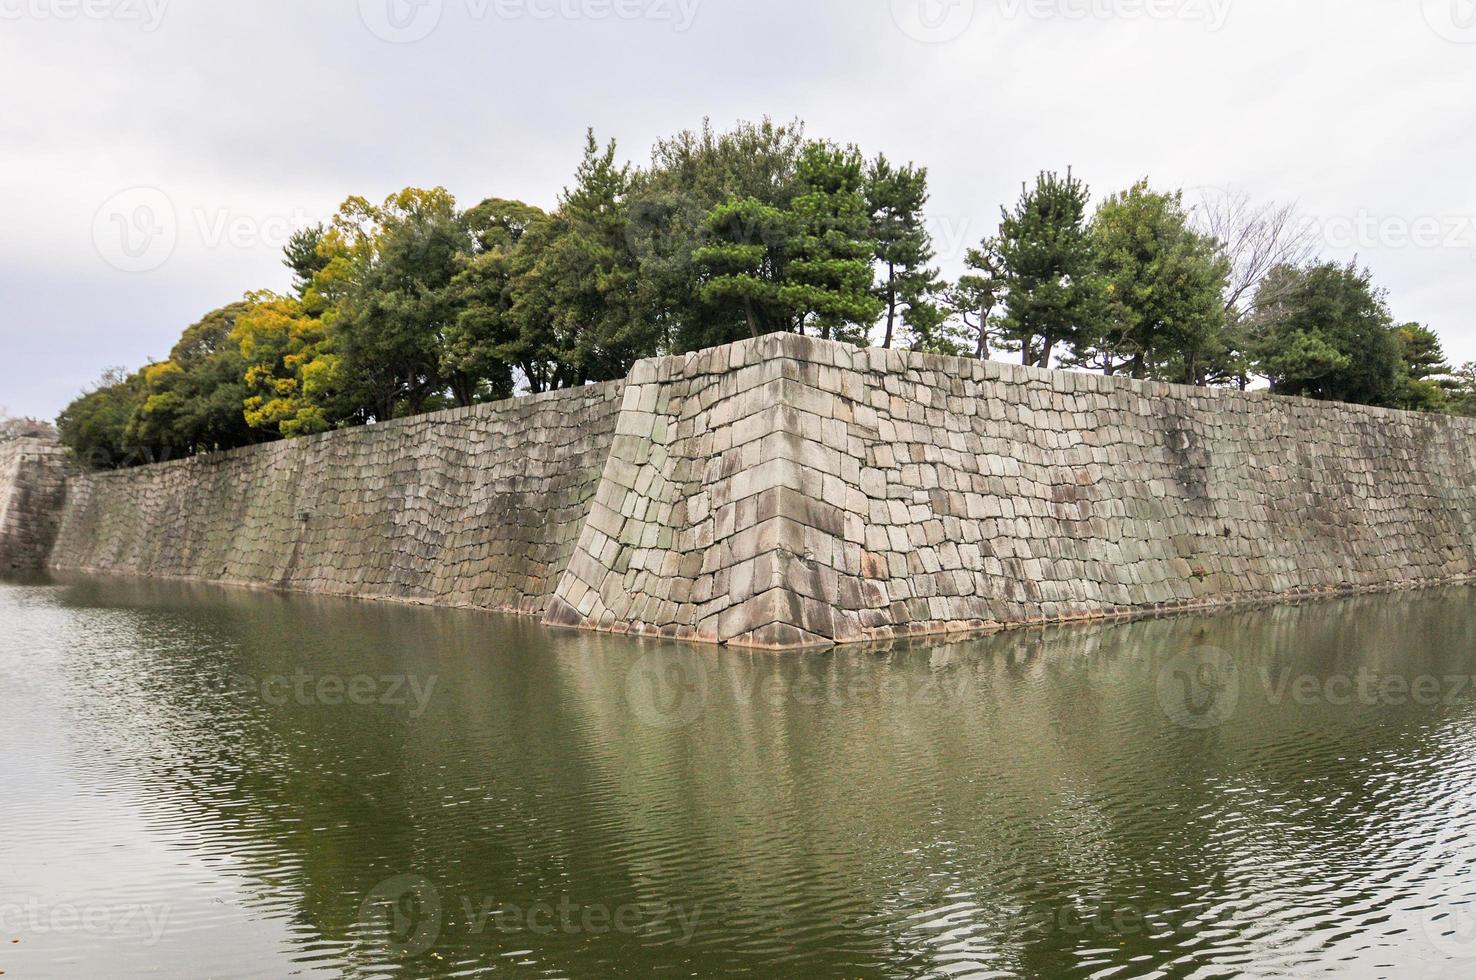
547 333 1476 647
8 332 1476 649
0 436 72 571
45 382 626 615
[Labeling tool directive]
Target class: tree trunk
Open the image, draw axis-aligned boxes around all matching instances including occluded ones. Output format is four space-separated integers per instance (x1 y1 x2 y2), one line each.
883 263 897 349
1035 336 1055 368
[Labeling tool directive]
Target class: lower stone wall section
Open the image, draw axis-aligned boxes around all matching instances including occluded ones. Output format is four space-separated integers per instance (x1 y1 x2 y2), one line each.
47 383 625 614
548 334 1476 647
0 437 72 571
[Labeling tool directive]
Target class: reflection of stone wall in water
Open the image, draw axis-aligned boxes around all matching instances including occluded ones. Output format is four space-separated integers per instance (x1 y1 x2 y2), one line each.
12 334 1476 648
0 437 71 571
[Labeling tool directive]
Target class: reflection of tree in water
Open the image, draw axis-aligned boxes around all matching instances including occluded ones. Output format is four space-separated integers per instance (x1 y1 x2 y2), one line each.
50 576 1476 978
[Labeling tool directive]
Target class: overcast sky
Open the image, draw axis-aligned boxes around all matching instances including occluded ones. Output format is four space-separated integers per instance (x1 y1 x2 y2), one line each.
2 0 1473 419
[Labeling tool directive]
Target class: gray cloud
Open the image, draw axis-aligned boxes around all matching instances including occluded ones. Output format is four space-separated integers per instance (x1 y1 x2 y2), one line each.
3 0 1473 418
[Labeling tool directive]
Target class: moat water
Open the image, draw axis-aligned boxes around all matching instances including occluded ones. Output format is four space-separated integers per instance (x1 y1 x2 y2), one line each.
5 576 1476 978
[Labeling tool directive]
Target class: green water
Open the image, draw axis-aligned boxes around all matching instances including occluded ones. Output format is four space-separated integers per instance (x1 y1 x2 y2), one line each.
4 576 1476 978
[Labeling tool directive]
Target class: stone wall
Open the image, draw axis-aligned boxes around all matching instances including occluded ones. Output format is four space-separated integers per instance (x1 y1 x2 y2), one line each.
16 333 1476 648
47 382 625 614
0 437 72 571
547 334 1476 647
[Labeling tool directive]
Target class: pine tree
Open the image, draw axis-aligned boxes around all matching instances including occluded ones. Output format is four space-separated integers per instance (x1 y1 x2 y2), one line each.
779 142 883 343
692 196 792 340
511 131 654 386
948 237 1006 359
996 169 1104 367
866 155 942 349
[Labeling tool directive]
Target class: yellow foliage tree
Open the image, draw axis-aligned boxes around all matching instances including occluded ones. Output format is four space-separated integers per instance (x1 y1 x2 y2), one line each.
232 290 340 438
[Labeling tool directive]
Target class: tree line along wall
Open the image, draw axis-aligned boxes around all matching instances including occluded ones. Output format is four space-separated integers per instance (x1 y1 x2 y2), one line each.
6 333 1476 649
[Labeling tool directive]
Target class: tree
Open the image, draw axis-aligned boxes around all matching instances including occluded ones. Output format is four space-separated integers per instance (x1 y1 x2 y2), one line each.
233 290 341 438
128 303 263 457
504 213 578 394
444 198 548 403
626 118 807 353
56 368 146 468
779 142 883 343
509 131 655 387
1084 180 1230 383
1448 362 1476 417
321 188 472 418
1249 261 1403 406
283 224 330 299
1393 322 1453 412
866 155 942 349
1192 188 1317 319
996 169 1104 367
692 196 792 339
946 238 1006 359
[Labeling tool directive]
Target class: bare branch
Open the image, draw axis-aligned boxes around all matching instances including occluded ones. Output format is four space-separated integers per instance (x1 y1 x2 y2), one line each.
1191 188 1318 318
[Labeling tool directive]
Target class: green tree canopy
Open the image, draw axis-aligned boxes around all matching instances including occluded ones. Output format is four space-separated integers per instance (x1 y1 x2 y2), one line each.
1249 261 1404 406
780 142 883 343
320 188 472 419
866 155 942 350
996 169 1104 367
128 303 261 457
947 237 1006 359
444 198 549 404
693 196 793 340
56 368 147 468
626 118 806 353
1084 180 1230 383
